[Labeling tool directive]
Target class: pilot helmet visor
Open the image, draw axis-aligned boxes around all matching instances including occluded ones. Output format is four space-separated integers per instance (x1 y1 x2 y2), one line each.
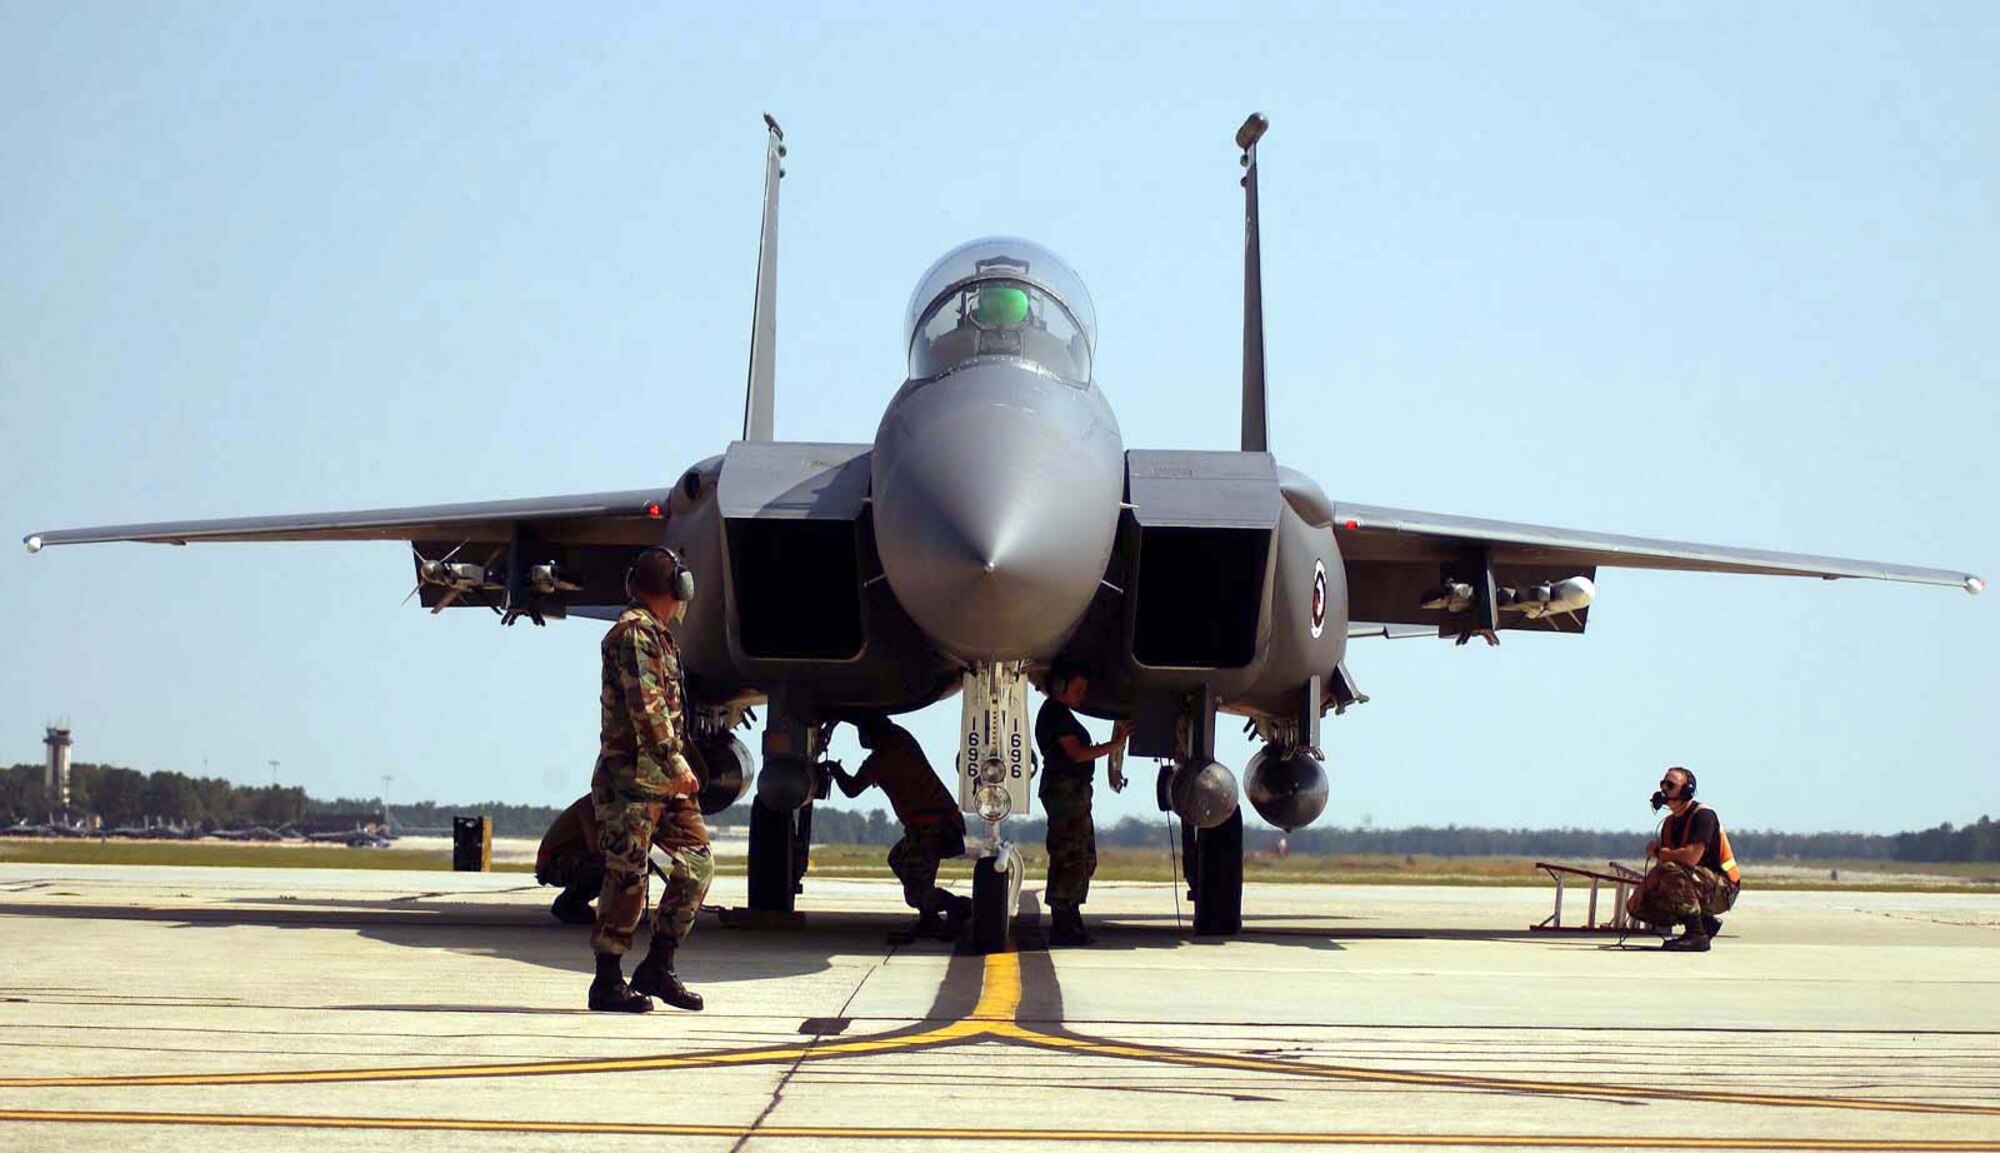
970 284 1031 329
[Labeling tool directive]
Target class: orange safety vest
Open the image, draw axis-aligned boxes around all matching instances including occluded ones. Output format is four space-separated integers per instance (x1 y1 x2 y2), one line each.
1717 826 1741 885
1666 803 1742 885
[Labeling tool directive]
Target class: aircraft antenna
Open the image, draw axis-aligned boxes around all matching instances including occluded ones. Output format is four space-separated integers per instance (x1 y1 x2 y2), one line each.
742 113 786 443
1236 112 1270 454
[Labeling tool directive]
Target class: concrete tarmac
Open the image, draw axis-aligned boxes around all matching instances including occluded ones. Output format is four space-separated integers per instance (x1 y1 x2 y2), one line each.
0 862 1996 1151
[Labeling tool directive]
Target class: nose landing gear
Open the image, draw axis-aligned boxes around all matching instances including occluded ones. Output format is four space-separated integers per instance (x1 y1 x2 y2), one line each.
958 663 1034 953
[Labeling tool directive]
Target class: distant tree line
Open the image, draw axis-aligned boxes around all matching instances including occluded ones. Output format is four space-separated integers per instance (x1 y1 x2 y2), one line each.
2 763 308 829
1892 816 1998 864
375 800 571 840
702 809 1994 863
7 762 1992 862
1234 824 1918 862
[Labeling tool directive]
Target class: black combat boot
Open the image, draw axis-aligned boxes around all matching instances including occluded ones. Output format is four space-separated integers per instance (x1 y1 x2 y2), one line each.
587 951 652 1012
549 886 596 926
1700 914 1723 939
937 893 973 941
629 933 704 1011
1048 904 1093 947
1662 917 1711 952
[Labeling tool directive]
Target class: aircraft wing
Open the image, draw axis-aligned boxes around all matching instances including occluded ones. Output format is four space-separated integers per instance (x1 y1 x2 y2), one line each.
1334 499 1982 634
1347 621 1438 640
23 488 670 550
23 488 678 619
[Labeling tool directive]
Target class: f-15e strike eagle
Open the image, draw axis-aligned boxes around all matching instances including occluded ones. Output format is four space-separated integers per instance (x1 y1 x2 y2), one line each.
25 114 1982 950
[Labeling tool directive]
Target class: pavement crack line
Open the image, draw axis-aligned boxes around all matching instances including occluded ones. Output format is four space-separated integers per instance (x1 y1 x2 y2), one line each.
727 951 885 1153
3 951 1997 1121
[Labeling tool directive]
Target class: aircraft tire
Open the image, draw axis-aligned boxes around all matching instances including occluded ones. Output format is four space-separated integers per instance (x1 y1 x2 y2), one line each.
1192 806 1244 936
746 797 797 913
969 854 1011 954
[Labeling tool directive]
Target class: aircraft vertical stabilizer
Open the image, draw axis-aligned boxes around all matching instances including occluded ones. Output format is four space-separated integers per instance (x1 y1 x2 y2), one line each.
1237 112 1270 454
742 114 786 442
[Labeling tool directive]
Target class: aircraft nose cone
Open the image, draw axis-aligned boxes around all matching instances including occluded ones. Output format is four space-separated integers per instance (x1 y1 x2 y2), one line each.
873 367 1122 661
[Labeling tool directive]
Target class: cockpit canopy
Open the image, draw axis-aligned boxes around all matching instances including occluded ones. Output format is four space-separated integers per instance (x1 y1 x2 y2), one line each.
904 237 1097 385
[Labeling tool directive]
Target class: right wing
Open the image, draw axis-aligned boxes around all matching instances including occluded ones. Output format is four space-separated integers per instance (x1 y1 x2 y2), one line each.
24 488 670 549
23 488 676 618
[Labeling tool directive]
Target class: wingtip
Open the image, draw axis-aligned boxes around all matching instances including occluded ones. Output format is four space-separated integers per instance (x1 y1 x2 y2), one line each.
1968 575 1985 597
23 535 42 555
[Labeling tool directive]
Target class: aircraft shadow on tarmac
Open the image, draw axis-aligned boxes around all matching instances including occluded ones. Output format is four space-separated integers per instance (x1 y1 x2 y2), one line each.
0 889 1622 1021
5 890 1682 1032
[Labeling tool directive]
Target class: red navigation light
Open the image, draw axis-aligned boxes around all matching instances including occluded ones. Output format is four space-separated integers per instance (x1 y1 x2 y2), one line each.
1343 519 1359 531
645 502 664 519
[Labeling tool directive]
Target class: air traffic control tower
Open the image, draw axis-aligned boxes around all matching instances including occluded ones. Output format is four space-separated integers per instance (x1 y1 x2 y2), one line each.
43 725 72 810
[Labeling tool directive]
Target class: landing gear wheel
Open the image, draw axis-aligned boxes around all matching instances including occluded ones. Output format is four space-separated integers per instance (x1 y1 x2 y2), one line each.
969 854 1013 954
1192 807 1244 936
747 797 798 913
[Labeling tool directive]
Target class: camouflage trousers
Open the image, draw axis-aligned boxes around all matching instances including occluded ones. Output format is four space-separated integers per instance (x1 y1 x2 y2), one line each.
887 819 967 915
589 790 713 957
1628 862 1736 927
1041 777 1097 909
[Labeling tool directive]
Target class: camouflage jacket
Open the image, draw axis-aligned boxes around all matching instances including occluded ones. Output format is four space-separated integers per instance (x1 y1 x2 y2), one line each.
594 605 690 800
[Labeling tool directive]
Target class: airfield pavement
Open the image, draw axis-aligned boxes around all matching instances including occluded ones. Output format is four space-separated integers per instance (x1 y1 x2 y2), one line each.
0 863 1995 1152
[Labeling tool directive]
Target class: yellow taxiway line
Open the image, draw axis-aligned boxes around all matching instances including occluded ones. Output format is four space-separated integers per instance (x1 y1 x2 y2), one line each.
4 952 1996 1121
2 1109 1996 1150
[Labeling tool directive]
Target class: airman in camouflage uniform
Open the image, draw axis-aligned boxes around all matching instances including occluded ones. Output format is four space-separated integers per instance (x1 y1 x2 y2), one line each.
1626 767 1740 953
1033 664 1130 947
587 548 712 1012
828 713 971 942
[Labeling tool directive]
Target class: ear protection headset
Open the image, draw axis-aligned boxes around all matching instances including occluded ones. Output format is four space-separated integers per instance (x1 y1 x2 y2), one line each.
1651 766 1698 811
626 546 695 604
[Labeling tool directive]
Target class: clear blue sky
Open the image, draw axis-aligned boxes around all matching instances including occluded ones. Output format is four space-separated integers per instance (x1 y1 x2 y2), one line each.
4 5 1993 835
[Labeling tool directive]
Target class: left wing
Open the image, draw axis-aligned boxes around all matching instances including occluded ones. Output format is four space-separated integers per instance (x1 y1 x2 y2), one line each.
1335 499 1982 636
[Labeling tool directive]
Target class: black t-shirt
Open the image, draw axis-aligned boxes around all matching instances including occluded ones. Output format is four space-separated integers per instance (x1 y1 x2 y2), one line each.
1662 804 1723 873
1036 699 1093 786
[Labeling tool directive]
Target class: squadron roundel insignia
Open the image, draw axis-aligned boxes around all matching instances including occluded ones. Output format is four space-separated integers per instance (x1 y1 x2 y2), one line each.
1310 560 1328 639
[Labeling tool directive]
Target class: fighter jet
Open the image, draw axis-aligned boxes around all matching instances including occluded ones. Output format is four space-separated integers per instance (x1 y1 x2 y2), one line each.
24 114 1982 949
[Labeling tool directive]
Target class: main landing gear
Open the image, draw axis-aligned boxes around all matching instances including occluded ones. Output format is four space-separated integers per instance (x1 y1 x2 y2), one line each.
736 707 821 926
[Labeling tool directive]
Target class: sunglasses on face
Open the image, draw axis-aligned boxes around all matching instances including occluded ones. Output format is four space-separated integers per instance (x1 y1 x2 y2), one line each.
1659 779 1681 792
